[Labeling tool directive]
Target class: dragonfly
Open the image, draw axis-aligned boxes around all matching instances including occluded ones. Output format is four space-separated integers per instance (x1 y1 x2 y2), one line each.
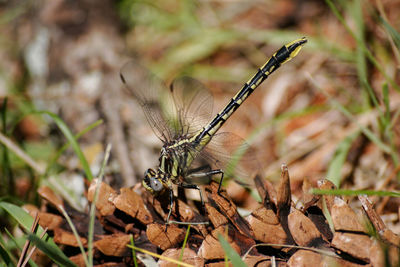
120 37 307 224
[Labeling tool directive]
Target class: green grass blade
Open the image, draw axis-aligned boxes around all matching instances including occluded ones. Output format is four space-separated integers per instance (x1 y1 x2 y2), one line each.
44 119 103 177
1 98 15 195
380 17 400 49
311 77 394 156
36 111 93 181
0 239 14 267
0 1 30 25
321 197 335 233
27 234 76 267
127 244 191 266
349 0 371 109
380 83 399 164
157 29 240 77
217 234 246 267
129 236 138 267
309 74 399 175
0 202 45 235
178 224 191 266
325 0 400 91
311 188 400 197
0 202 74 266
332 98 397 165
58 207 89 266
88 144 111 266
326 130 360 187
382 83 390 126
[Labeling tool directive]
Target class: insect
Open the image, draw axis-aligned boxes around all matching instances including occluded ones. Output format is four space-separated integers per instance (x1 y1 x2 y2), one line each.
120 37 307 224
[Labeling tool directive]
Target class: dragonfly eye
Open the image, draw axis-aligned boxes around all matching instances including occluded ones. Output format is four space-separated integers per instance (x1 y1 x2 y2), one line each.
149 177 163 192
143 169 162 193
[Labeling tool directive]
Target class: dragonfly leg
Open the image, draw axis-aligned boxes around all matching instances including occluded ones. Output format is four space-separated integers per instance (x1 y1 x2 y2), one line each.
165 188 174 228
186 168 224 195
165 183 210 226
213 170 224 193
187 165 212 174
179 183 204 210
187 169 224 192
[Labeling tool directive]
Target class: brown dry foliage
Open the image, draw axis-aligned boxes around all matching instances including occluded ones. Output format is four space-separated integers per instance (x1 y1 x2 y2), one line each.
28 166 399 266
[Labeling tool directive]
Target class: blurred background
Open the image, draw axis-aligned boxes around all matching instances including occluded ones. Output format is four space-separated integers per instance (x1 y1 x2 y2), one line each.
0 0 399 232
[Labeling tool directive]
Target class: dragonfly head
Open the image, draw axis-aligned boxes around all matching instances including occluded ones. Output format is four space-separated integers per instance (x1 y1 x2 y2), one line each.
142 168 164 194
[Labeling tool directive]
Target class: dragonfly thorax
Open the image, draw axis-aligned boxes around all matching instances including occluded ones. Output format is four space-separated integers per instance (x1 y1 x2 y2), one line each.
160 140 196 177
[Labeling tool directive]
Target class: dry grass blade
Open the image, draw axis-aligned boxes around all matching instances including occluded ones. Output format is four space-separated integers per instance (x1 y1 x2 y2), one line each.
127 244 195 267
17 213 39 267
22 228 48 267
17 213 48 267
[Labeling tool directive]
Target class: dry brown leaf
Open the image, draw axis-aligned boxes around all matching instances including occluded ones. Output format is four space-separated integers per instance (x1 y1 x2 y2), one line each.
369 239 399 267
113 187 153 224
204 262 233 267
381 228 400 247
243 255 274 267
317 180 336 212
198 226 239 260
35 211 63 230
276 164 291 217
247 207 287 245
251 206 280 225
359 195 386 231
174 199 196 222
288 209 324 247
331 232 372 262
94 233 131 257
205 203 228 228
199 225 255 260
287 250 323 267
302 178 320 210
159 248 204 267
146 223 185 250
69 253 87 267
24 204 64 230
38 186 64 212
87 180 117 216
53 228 87 247
287 249 367 267
331 198 365 232
207 182 253 238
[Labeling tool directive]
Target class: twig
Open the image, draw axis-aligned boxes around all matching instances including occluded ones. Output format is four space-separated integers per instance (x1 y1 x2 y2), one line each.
100 87 137 185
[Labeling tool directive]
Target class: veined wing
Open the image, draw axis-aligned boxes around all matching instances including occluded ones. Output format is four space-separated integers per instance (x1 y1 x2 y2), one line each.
170 77 213 138
183 132 260 187
203 132 260 186
120 60 175 143
120 61 213 142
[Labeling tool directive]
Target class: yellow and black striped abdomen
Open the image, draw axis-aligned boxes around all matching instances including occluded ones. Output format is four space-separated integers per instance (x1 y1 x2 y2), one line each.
193 37 307 146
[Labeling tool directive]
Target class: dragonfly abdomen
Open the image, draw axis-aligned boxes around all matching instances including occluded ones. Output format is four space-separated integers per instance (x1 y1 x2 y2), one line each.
194 37 307 147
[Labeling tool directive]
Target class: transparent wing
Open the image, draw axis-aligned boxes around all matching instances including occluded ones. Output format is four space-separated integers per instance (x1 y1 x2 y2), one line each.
204 132 260 186
120 60 176 142
170 77 213 137
120 61 214 142
184 132 260 187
